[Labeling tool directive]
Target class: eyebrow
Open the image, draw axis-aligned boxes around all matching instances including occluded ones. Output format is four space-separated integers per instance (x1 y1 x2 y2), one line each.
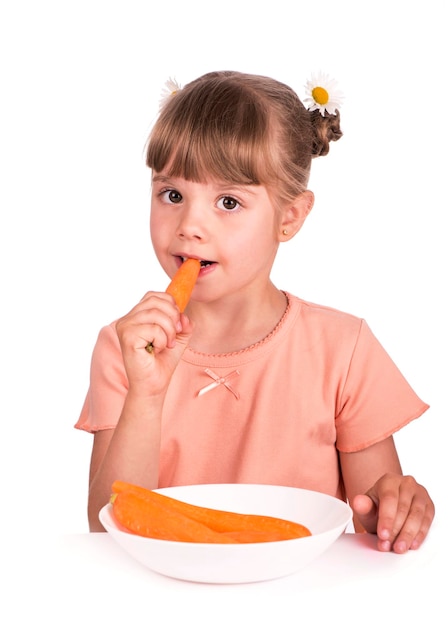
152 174 259 196
152 174 173 184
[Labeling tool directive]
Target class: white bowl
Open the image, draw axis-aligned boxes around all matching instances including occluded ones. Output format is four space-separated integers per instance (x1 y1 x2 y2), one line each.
99 483 352 584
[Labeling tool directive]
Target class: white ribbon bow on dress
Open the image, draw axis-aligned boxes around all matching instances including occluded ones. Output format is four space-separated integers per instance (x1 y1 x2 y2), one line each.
198 368 240 399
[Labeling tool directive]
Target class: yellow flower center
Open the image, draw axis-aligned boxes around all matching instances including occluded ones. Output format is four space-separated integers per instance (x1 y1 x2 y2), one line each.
312 86 329 105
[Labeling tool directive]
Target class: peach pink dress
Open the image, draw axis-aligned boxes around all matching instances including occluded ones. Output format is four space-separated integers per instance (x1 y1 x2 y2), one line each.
75 294 428 500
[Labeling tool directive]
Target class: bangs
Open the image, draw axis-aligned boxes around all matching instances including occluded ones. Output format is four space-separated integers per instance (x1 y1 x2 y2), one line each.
146 78 278 186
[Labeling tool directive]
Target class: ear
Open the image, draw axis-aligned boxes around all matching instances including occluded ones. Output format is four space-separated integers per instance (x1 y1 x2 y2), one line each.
278 190 314 241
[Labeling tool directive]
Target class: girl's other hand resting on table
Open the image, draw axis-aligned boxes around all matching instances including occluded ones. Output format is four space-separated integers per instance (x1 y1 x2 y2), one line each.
352 473 435 554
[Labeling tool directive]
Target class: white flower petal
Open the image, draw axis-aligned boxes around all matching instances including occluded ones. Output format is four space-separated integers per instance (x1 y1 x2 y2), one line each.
159 77 182 110
303 73 343 116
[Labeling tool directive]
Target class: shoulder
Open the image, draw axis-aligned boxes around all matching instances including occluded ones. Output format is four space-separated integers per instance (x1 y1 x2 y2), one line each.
93 320 121 352
287 293 364 333
89 321 124 373
277 293 372 363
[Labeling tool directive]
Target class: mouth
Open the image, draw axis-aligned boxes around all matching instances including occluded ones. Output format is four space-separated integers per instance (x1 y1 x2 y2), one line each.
180 256 215 267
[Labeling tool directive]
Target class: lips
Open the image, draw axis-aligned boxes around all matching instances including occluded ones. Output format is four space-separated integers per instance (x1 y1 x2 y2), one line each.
179 256 215 267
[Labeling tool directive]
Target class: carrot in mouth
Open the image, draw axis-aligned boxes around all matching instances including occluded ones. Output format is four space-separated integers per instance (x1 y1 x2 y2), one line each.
166 257 201 312
145 258 201 353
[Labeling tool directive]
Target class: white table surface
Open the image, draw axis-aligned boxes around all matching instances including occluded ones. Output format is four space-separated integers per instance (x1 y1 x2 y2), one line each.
6 518 445 625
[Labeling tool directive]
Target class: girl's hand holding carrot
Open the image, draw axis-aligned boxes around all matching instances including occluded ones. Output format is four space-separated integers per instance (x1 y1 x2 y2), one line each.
115 259 200 398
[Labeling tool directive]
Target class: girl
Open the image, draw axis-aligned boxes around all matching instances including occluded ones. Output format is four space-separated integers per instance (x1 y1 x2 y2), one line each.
76 71 435 552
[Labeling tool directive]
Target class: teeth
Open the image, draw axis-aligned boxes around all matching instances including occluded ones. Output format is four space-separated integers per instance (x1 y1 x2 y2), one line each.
180 256 213 266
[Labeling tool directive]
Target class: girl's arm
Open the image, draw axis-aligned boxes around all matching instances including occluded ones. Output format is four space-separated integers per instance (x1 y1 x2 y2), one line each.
340 436 435 553
87 392 164 531
87 292 194 531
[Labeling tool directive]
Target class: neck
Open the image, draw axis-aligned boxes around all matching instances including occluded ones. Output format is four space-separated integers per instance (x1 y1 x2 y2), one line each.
186 284 287 354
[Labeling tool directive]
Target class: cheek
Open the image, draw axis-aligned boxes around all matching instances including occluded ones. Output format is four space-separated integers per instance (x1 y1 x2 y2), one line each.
150 209 170 245
227 227 278 271
149 213 159 248
149 206 160 232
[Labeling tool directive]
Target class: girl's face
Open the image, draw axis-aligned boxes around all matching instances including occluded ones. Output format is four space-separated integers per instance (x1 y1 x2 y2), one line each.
150 173 283 304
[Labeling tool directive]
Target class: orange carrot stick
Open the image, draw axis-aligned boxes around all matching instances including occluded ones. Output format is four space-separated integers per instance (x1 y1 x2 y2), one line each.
166 257 201 312
111 490 238 543
221 530 292 543
111 480 311 540
145 258 201 354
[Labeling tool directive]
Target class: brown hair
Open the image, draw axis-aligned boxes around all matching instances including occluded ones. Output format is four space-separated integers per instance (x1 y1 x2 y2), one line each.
146 71 342 207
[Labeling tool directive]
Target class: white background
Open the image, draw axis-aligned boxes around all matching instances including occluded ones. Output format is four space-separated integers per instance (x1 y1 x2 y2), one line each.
1 0 446 535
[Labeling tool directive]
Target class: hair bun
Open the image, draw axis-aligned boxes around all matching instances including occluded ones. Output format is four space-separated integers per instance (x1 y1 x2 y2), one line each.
310 109 343 157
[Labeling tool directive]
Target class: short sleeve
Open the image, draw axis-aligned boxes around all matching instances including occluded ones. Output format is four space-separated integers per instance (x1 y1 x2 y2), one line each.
74 323 128 433
335 320 429 452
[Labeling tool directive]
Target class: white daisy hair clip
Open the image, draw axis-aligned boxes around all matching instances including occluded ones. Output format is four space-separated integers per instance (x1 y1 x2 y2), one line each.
159 77 182 110
304 72 344 117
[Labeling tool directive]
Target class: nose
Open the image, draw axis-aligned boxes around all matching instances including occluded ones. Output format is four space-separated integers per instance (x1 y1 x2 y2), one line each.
175 204 207 241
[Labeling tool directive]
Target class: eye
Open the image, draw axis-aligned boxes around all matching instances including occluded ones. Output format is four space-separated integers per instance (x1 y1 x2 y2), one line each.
217 195 240 212
161 189 183 204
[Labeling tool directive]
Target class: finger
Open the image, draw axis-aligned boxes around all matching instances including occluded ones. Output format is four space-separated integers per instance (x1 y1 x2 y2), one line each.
146 311 195 353
140 324 177 354
352 494 375 516
118 309 181 353
139 291 170 302
376 476 431 553
374 485 403 552
391 490 435 553
117 293 177 330
352 494 378 532
409 507 434 550
135 292 179 314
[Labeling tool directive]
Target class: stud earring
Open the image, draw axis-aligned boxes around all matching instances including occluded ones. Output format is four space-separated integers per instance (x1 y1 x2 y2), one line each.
282 229 288 235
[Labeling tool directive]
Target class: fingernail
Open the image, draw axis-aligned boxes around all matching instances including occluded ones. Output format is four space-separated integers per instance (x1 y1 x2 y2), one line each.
378 540 391 551
394 541 408 554
378 528 390 540
176 322 182 332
